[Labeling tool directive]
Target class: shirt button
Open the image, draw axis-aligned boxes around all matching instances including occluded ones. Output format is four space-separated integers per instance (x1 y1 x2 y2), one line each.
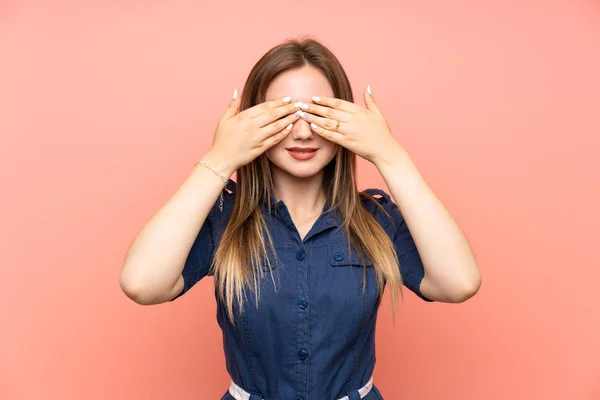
296 250 306 261
298 298 308 309
297 349 308 360
334 252 344 261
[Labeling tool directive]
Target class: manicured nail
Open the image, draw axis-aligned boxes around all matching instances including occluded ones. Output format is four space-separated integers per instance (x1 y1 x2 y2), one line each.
294 110 308 118
312 96 321 102
300 103 309 110
310 123 318 130
283 96 292 103
293 101 302 107
286 123 294 130
233 89 238 99
367 85 371 95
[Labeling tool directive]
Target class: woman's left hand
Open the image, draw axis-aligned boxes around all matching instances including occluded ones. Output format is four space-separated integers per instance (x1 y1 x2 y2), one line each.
299 86 402 164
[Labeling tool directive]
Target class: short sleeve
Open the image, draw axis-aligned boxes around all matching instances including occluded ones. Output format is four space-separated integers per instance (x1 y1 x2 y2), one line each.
170 178 236 301
361 188 433 302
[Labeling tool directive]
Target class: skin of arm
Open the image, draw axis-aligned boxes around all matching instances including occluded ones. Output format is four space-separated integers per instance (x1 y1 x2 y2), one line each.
374 143 481 303
119 153 235 305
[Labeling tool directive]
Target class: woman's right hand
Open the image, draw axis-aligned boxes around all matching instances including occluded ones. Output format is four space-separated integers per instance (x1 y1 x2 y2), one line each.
207 91 302 171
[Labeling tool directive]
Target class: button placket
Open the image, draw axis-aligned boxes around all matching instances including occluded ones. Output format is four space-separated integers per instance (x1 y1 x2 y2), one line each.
296 244 310 396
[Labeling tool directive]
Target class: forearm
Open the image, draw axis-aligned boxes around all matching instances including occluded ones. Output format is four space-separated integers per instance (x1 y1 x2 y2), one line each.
375 143 481 302
120 151 236 304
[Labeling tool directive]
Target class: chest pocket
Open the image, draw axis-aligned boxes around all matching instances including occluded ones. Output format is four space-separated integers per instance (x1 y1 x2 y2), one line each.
328 240 373 268
259 243 297 272
324 239 380 331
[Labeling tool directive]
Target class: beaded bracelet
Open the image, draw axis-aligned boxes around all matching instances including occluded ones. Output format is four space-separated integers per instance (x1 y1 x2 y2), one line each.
195 160 228 212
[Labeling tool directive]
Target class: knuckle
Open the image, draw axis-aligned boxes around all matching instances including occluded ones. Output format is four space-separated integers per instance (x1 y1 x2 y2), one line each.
334 99 342 108
271 121 284 133
278 119 289 131
325 109 334 118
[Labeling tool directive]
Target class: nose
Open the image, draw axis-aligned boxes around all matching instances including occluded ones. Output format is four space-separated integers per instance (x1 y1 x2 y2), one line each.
291 118 314 140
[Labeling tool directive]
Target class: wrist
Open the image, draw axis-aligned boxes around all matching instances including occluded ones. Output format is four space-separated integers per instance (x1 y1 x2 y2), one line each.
375 147 422 193
372 141 408 168
200 150 237 179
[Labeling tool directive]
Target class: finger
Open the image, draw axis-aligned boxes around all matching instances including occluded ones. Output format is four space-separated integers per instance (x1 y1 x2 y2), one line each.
297 111 344 133
254 102 303 128
222 88 241 120
311 95 361 113
309 122 345 144
363 84 381 114
300 102 349 121
245 96 293 118
260 121 294 150
259 110 301 140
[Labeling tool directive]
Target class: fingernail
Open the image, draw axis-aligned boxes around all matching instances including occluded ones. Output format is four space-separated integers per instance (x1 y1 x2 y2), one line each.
367 85 371 95
310 123 318 130
301 111 309 118
286 123 294 130
293 101 302 108
295 110 303 117
300 103 309 110
233 89 238 99
283 96 292 103
312 96 321 102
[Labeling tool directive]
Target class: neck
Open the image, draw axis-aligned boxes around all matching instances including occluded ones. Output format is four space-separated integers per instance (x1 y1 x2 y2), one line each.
271 168 327 219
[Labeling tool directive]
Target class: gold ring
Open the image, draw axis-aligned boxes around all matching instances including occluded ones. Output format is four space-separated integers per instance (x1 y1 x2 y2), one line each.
335 120 341 131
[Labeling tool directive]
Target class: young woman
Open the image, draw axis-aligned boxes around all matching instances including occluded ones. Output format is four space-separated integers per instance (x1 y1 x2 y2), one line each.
120 38 481 400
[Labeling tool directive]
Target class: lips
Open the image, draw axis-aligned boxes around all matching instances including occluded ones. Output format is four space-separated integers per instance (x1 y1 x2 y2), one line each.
287 147 318 153
286 147 318 161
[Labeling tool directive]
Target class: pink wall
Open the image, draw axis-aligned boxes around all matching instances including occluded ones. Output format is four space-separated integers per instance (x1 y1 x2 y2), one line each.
1 1 599 399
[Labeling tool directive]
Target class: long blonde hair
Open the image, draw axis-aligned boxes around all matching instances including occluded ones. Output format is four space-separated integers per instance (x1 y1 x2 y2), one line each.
212 37 405 324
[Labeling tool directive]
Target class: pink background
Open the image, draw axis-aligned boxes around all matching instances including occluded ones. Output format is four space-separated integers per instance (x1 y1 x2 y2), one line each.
1 1 599 399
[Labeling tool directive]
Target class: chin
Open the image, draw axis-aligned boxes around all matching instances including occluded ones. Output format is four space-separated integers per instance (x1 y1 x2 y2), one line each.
270 160 324 179
284 166 323 179
267 154 330 180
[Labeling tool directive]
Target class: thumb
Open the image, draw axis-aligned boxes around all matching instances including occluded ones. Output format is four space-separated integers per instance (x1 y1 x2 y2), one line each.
222 88 241 120
363 85 380 114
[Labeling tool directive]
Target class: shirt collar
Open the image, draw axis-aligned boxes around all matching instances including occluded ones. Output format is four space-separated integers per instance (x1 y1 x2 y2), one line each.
262 185 343 236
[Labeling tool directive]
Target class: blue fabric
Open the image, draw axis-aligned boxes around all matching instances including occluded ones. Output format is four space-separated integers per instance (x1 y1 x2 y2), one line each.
173 179 432 399
346 387 362 400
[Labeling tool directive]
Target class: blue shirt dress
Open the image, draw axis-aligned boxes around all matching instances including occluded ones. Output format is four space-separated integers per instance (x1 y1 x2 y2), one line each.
172 179 432 399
